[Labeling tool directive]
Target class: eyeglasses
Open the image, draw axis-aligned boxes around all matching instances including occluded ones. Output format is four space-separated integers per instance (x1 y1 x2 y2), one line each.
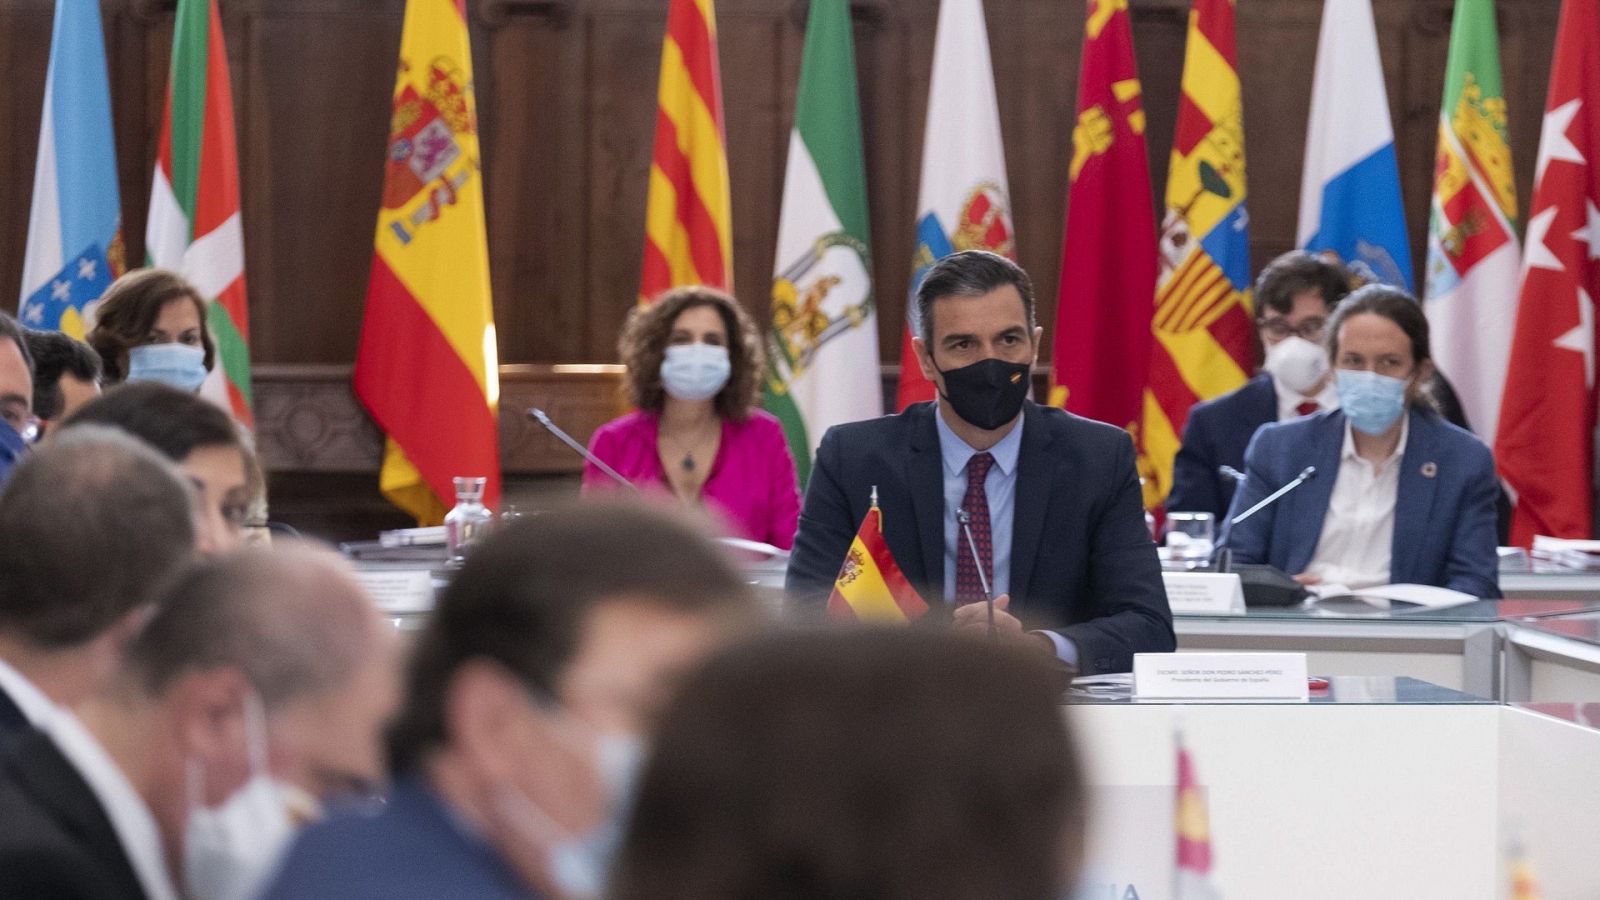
0 407 40 445
1259 317 1327 341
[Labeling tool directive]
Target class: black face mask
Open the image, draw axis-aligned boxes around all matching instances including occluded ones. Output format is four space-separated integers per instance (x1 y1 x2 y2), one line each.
934 356 1030 431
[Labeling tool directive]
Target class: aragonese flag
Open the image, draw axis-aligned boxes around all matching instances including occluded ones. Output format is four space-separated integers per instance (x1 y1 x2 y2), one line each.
354 0 501 524
146 0 252 425
1423 0 1519 440
764 0 880 486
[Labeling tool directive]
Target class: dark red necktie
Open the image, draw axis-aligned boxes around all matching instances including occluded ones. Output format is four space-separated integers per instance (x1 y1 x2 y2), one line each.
954 452 994 604
1296 401 1319 417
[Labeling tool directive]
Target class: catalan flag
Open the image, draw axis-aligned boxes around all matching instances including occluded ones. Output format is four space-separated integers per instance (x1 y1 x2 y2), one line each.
640 0 732 302
146 0 252 425
827 498 928 623
353 0 501 525
1138 0 1252 510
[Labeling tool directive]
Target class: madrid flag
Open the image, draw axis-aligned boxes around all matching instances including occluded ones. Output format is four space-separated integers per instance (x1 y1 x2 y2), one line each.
896 0 1015 409
1496 0 1600 544
354 0 501 524
1050 0 1156 430
146 0 252 425
763 0 880 486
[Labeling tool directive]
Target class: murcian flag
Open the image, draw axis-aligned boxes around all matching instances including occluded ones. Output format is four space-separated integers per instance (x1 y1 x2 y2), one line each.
1298 0 1413 289
1423 0 1520 440
354 0 500 524
1049 0 1156 430
640 0 731 302
763 0 880 486
827 496 928 623
19 0 123 339
1138 0 1252 509
895 0 1015 410
1174 735 1222 900
1495 0 1600 545
146 0 252 425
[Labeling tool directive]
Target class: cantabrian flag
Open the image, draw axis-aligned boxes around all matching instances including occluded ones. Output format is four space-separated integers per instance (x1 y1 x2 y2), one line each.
354 0 500 525
640 0 732 302
1174 734 1222 900
146 0 252 425
827 497 928 623
1138 0 1252 510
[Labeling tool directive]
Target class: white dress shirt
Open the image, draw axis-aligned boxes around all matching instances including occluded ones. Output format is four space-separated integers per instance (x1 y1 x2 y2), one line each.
42 708 180 900
0 655 59 727
1273 375 1340 422
1304 417 1409 590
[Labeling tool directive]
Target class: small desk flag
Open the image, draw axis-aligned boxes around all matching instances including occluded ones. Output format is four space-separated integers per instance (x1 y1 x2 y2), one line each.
827 494 928 623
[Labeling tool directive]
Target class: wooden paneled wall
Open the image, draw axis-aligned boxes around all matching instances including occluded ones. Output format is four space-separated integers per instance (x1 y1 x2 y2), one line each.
0 0 1563 535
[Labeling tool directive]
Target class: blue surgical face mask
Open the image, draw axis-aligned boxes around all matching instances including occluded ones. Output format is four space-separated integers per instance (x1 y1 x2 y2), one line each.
1336 369 1409 435
127 342 208 393
0 419 26 485
659 343 731 402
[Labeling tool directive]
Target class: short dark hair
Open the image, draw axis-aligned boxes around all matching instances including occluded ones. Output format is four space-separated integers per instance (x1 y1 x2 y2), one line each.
25 330 102 420
0 426 195 648
387 502 755 774
619 286 763 420
914 250 1036 344
1254 251 1352 319
1324 283 1432 365
0 312 34 375
610 628 1085 900
85 267 214 382
60 381 243 463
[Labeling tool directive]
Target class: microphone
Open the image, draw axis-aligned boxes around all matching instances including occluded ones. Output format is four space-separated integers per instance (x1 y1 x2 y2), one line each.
955 507 997 637
1229 465 1316 527
1218 464 1247 485
526 408 638 491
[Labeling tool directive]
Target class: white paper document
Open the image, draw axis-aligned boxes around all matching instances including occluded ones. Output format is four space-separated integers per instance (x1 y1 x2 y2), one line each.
1309 582 1478 610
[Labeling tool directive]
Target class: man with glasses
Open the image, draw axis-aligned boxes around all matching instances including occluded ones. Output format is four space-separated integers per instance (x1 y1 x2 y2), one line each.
0 312 38 483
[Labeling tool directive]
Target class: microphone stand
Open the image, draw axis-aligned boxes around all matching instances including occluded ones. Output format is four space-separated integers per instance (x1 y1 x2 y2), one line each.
526 408 638 491
956 507 996 638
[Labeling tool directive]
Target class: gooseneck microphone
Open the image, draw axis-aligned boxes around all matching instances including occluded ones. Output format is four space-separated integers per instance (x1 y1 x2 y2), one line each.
1229 465 1317 527
955 507 997 638
526 408 638 491
1218 464 1247 485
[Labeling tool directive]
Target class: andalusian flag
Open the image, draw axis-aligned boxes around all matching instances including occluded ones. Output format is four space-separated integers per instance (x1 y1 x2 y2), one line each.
1138 0 1252 509
354 0 500 524
19 0 122 340
147 0 252 425
640 0 731 301
764 0 880 486
1423 0 1519 441
827 495 928 623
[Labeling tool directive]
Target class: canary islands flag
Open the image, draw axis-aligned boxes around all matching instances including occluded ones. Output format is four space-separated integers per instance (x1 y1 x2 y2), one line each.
827 496 928 623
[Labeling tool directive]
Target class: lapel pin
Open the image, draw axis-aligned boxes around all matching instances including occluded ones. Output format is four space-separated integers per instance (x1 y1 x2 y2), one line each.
1421 461 1437 479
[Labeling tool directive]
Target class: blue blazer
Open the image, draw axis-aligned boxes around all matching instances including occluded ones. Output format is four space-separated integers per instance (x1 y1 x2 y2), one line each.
785 401 1174 673
1169 373 1277 520
1220 407 1501 598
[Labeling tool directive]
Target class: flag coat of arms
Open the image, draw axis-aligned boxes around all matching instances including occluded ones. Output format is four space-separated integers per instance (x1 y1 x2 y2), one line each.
640 0 731 302
895 0 1015 410
1050 0 1157 431
1423 0 1519 441
764 0 880 486
19 0 123 340
1298 0 1413 290
1495 0 1600 544
1138 0 1252 510
354 0 501 524
1175 735 1222 899
147 0 253 425
827 499 928 623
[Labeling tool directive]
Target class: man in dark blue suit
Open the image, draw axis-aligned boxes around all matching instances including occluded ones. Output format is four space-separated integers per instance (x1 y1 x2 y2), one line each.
786 251 1172 674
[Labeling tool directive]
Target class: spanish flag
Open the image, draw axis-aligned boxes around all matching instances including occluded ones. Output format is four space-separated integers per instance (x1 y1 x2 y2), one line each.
353 0 500 525
1175 733 1221 899
640 0 732 302
827 498 927 623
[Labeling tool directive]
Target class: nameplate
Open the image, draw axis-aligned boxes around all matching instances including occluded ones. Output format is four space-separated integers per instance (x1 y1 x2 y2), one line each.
1161 572 1245 615
353 567 436 614
1133 652 1309 700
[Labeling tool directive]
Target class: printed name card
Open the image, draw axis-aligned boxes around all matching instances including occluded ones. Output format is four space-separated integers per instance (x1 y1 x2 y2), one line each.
1161 572 1246 615
1133 652 1309 700
353 567 437 614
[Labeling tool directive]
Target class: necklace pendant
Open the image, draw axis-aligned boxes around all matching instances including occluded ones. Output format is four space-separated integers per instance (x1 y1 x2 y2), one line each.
682 453 695 473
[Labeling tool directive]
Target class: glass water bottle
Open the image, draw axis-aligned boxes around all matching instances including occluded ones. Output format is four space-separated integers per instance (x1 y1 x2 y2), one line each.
445 476 493 564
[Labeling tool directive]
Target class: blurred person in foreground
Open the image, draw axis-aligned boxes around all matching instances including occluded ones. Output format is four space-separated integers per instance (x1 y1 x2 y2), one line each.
263 502 763 900
25 328 102 437
0 543 399 900
583 286 800 550
610 627 1086 900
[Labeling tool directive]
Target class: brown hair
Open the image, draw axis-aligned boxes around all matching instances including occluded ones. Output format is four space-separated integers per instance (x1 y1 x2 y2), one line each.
86 268 215 382
1324 283 1440 412
1254 250 1353 320
619 286 762 420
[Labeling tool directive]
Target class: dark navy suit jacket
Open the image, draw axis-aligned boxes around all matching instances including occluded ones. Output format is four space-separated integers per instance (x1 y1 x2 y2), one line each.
785 401 1174 674
1168 373 1277 520
1220 408 1501 598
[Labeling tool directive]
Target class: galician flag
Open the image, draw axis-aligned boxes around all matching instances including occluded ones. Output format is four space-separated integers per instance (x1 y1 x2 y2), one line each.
1050 0 1157 430
147 0 252 425
354 0 501 524
640 0 732 302
1423 0 1519 440
18 0 122 340
1495 0 1600 544
895 0 1015 410
1138 0 1252 510
763 0 880 486
1298 0 1413 290
827 492 928 623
